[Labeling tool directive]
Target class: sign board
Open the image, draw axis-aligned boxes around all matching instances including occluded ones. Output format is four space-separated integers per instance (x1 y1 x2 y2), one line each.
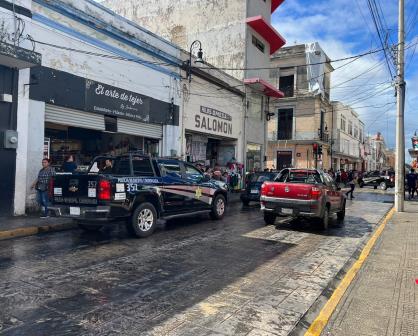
194 106 233 136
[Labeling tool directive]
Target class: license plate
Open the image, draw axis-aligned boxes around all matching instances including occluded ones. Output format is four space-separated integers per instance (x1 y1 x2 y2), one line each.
250 189 259 194
70 207 81 216
281 208 293 215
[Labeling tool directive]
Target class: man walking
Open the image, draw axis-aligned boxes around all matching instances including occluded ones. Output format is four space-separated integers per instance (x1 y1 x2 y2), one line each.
406 168 418 200
31 158 55 218
345 173 356 200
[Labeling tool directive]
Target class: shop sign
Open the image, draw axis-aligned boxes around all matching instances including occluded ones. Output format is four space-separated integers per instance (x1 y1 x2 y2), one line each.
85 80 151 122
195 106 233 136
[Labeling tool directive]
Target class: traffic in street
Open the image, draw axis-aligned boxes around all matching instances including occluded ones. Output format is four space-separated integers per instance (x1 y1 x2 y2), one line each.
0 191 393 335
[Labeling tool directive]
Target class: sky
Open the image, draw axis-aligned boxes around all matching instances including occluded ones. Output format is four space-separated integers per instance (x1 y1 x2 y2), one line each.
272 0 418 155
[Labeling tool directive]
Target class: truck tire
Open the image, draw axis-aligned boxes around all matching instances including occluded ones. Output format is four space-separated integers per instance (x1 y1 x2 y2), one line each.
130 202 157 238
379 181 387 190
77 223 103 231
320 206 330 230
210 194 226 220
264 212 276 225
337 200 346 221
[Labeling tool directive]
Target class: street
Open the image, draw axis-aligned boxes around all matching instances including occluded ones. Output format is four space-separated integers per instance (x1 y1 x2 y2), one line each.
0 192 393 336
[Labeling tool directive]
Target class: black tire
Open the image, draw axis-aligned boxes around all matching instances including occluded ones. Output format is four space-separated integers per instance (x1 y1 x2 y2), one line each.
130 202 157 238
210 194 226 220
77 223 103 231
320 206 330 230
379 181 387 190
337 200 346 221
241 200 250 206
264 212 276 225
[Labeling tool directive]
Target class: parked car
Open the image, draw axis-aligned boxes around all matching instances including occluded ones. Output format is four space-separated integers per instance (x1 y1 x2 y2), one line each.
240 172 278 205
260 169 346 230
49 154 228 238
358 170 395 190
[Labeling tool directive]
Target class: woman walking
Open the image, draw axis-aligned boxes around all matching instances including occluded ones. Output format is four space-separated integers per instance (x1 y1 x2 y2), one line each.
31 158 55 218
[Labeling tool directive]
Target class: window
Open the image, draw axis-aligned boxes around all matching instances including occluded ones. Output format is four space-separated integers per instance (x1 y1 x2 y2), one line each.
112 158 131 175
132 156 154 176
185 164 203 182
158 161 182 178
354 125 358 139
348 121 353 136
276 170 322 184
359 129 363 142
252 35 265 53
277 109 293 140
340 116 346 131
279 75 294 97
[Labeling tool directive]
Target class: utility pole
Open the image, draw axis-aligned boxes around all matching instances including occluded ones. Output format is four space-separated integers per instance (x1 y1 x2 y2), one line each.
395 0 405 212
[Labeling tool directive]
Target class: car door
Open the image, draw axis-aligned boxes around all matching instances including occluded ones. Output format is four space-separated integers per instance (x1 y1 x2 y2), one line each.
183 163 209 210
158 160 189 213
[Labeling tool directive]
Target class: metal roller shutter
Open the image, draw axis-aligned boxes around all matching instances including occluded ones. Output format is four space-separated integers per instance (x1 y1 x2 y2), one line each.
117 119 162 139
45 104 105 131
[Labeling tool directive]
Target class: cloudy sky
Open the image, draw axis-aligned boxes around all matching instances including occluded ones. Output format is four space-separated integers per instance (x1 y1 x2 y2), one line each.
272 0 417 154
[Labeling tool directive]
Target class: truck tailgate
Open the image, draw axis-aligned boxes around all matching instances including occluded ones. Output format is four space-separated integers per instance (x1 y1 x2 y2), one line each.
53 173 101 206
262 182 312 200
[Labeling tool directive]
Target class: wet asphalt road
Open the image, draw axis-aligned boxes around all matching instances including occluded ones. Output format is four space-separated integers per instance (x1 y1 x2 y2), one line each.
0 192 393 336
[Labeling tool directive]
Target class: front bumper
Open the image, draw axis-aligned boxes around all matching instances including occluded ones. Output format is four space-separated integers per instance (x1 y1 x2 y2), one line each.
49 205 112 222
260 195 322 217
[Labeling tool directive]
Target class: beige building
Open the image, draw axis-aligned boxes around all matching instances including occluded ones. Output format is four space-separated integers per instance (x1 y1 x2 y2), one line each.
101 0 287 171
267 43 334 170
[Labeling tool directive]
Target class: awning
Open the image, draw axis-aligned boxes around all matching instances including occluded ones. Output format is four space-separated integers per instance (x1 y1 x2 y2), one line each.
246 16 286 54
244 78 284 98
271 0 285 13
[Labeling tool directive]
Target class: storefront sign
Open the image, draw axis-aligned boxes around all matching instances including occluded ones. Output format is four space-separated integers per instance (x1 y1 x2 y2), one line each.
85 80 151 122
195 106 233 136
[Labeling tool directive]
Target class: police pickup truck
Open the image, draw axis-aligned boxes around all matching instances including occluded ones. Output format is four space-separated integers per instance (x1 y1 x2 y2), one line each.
49 154 228 238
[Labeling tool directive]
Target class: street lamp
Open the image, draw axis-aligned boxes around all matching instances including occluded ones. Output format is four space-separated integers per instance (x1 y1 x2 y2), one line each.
186 40 204 83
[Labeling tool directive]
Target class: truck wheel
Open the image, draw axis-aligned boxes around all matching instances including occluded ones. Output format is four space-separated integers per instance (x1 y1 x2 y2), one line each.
78 223 103 231
210 194 226 220
320 206 330 230
337 200 346 221
264 212 276 225
130 202 157 238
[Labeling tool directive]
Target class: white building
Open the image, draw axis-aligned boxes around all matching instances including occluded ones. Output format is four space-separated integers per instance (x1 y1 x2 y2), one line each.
331 101 364 171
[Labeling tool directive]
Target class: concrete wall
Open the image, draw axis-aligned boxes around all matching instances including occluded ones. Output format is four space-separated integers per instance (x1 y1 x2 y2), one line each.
102 0 248 80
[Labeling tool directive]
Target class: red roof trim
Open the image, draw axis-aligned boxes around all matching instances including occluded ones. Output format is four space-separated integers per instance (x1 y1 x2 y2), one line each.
271 0 285 13
246 16 286 54
244 78 284 98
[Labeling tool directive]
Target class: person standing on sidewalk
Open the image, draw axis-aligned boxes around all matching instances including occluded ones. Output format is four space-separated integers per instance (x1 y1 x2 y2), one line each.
345 173 356 200
31 158 55 218
406 168 418 200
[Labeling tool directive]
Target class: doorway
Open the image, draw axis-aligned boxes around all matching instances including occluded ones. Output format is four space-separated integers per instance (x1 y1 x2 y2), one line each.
277 151 292 169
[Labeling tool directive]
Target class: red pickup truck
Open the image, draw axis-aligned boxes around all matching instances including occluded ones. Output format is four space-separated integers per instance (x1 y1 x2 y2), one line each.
260 169 346 229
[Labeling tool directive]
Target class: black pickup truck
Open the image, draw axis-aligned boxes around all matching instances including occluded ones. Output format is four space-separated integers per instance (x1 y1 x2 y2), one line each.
49 154 228 238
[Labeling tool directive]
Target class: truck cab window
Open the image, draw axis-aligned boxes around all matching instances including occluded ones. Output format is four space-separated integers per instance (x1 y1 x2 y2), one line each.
185 164 203 182
132 156 154 176
158 161 182 178
112 158 130 175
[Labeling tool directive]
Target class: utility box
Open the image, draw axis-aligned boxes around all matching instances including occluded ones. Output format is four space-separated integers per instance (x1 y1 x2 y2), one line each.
0 130 19 149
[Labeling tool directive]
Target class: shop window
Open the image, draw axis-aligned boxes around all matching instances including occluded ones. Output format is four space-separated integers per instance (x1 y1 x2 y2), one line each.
279 75 294 97
132 156 154 176
277 108 293 140
105 116 117 133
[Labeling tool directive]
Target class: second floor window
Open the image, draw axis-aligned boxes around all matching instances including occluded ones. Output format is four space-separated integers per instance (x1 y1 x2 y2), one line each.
340 116 346 131
252 35 265 53
348 121 353 136
354 125 358 139
279 75 294 97
277 108 293 140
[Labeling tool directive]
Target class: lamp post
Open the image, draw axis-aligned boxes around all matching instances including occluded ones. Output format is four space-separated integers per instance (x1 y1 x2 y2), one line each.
186 40 204 83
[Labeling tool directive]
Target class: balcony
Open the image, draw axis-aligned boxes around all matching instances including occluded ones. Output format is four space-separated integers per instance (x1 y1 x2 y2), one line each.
246 16 286 54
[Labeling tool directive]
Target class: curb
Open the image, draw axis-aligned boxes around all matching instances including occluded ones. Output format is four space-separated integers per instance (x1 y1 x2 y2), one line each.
291 206 395 336
0 222 78 241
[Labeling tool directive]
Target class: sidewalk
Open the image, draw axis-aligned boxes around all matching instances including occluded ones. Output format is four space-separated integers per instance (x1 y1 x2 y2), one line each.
322 201 418 336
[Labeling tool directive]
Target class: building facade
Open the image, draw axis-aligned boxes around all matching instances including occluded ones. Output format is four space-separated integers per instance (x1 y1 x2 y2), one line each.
266 43 334 170
101 0 287 171
331 101 364 171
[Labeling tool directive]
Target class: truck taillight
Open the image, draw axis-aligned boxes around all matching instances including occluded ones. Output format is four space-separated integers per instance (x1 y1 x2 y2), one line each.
309 186 322 199
261 183 267 194
98 180 111 201
48 178 54 199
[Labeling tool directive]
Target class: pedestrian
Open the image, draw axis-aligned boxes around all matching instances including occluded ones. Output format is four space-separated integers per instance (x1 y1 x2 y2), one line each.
406 168 418 200
345 173 356 200
101 159 113 174
62 154 77 172
31 158 55 218
340 169 348 186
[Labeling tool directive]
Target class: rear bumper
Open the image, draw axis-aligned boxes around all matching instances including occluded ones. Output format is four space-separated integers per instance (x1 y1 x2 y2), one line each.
260 195 322 217
49 205 114 222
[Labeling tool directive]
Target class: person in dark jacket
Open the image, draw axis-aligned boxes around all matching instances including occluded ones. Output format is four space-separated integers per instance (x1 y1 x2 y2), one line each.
406 168 418 200
31 158 55 218
62 155 77 172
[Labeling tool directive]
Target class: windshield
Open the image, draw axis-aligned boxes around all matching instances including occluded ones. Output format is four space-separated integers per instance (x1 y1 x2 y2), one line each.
276 170 322 184
250 173 275 183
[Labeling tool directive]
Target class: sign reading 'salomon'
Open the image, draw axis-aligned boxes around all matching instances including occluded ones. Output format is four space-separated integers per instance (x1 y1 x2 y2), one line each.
195 106 233 135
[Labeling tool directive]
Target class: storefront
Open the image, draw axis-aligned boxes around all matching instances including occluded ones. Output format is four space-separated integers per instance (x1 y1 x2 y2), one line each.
30 67 178 171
